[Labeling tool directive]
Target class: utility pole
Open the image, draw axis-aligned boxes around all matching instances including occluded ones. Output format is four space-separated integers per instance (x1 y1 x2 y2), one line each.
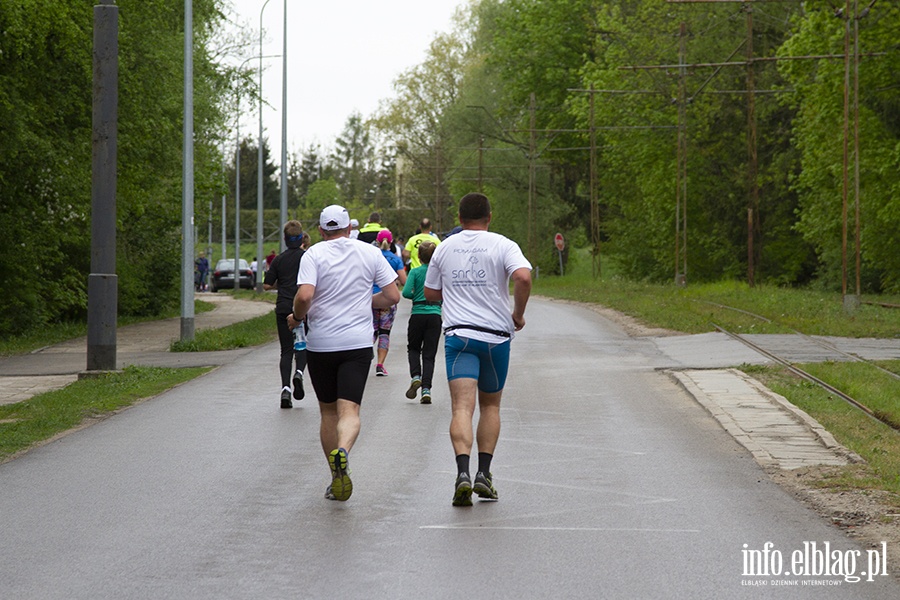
434 142 443 232
746 3 758 287
676 22 688 286
87 0 118 371
477 136 484 193
589 86 600 279
528 92 537 264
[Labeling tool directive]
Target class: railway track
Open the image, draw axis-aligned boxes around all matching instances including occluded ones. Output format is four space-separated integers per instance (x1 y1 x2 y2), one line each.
699 300 900 432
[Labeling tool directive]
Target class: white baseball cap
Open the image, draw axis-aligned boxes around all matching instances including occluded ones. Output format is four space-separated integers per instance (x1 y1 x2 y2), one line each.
319 204 350 231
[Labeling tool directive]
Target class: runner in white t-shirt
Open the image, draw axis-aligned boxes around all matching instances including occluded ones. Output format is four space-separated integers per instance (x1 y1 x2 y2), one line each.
293 205 400 502
424 192 532 506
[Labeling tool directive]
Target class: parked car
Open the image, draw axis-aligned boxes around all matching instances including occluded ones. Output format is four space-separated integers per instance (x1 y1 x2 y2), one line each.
210 258 254 292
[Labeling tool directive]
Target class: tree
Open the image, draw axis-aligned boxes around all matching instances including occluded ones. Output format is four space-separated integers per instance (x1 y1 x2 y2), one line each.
0 0 243 335
329 112 377 204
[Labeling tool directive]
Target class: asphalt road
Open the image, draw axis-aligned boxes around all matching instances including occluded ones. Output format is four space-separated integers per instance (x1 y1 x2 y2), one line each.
1 298 898 599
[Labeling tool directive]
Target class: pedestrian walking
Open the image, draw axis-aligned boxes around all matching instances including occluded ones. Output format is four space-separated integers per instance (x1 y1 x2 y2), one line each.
293 205 401 501
373 229 407 377
263 221 307 409
402 241 441 404
424 192 532 506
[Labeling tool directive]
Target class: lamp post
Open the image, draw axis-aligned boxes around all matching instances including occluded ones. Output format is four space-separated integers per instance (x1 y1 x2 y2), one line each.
280 0 288 249
235 54 278 291
256 0 273 293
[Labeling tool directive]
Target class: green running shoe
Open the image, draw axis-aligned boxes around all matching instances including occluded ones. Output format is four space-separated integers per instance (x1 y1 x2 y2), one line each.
474 471 498 500
452 473 473 507
406 376 422 399
420 388 432 405
328 448 353 501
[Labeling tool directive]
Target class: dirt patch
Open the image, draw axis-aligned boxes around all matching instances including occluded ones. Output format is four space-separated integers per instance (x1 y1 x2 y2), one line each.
769 466 900 578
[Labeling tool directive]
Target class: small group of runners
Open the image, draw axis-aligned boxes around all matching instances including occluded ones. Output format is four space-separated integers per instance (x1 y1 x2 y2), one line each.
278 193 532 505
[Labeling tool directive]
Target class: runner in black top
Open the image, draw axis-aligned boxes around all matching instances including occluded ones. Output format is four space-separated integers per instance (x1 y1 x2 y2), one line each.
263 220 307 408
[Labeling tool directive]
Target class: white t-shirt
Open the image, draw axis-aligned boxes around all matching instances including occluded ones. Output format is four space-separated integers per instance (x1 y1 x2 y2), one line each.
425 229 532 343
298 237 398 352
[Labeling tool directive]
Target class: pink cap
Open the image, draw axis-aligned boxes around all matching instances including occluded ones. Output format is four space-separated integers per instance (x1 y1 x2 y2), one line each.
376 229 393 244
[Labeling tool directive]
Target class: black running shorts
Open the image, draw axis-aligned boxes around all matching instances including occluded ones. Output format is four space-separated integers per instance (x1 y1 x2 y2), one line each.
306 347 373 405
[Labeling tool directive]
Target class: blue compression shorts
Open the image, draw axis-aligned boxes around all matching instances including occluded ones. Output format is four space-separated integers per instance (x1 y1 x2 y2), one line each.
444 335 511 393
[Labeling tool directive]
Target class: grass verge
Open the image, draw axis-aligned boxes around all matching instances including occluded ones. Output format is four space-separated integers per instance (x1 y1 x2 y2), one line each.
170 312 277 352
0 366 210 463
534 276 900 338
748 363 900 497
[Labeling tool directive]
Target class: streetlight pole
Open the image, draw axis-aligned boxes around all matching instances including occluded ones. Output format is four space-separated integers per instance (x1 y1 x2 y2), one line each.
280 0 288 249
181 0 195 339
257 0 272 293
234 54 278 291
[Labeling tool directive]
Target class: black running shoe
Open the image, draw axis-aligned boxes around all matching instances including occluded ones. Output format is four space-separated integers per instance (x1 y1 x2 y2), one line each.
292 370 305 400
452 473 473 507
474 471 498 500
280 389 292 409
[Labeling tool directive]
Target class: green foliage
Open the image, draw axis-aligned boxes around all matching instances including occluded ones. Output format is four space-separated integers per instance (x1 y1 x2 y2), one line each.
778 4 900 292
0 1 234 337
369 0 897 293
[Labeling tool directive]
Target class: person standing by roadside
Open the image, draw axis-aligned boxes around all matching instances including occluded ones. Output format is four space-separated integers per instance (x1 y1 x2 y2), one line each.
264 221 307 409
293 205 400 501
349 218 360 240
403 217 441 271
372 229 407 377
249 257 259 287
402 241 441 404
424 193 532 507
195 252 209 292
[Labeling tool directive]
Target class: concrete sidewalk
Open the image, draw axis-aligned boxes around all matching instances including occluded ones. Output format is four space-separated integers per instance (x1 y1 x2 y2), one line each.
670 368 861 470
0 293 273 405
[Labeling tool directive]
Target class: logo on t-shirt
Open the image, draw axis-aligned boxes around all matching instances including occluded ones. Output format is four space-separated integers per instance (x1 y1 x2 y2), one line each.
451 255 487 286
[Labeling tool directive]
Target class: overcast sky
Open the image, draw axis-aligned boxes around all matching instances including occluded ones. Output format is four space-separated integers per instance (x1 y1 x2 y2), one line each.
228 0 465 157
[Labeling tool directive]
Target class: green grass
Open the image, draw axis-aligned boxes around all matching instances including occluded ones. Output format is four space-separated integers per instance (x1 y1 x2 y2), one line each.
170 312 277 352
0 299 218 358
750 363 900 497
534 251 900 338
0 366 210 463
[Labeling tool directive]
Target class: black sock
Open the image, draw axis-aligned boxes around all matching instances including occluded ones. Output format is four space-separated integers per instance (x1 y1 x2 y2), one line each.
455 454 470 476
477 452 493 474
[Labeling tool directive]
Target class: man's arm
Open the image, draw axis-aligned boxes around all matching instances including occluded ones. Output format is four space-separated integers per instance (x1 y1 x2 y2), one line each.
372 278 401 308
510 267 532 331
291 283 315 327
424 286 442 303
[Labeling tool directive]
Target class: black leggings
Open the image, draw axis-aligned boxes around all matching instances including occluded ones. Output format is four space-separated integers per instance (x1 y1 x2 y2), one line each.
407 313 442 388
276 312 307 388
